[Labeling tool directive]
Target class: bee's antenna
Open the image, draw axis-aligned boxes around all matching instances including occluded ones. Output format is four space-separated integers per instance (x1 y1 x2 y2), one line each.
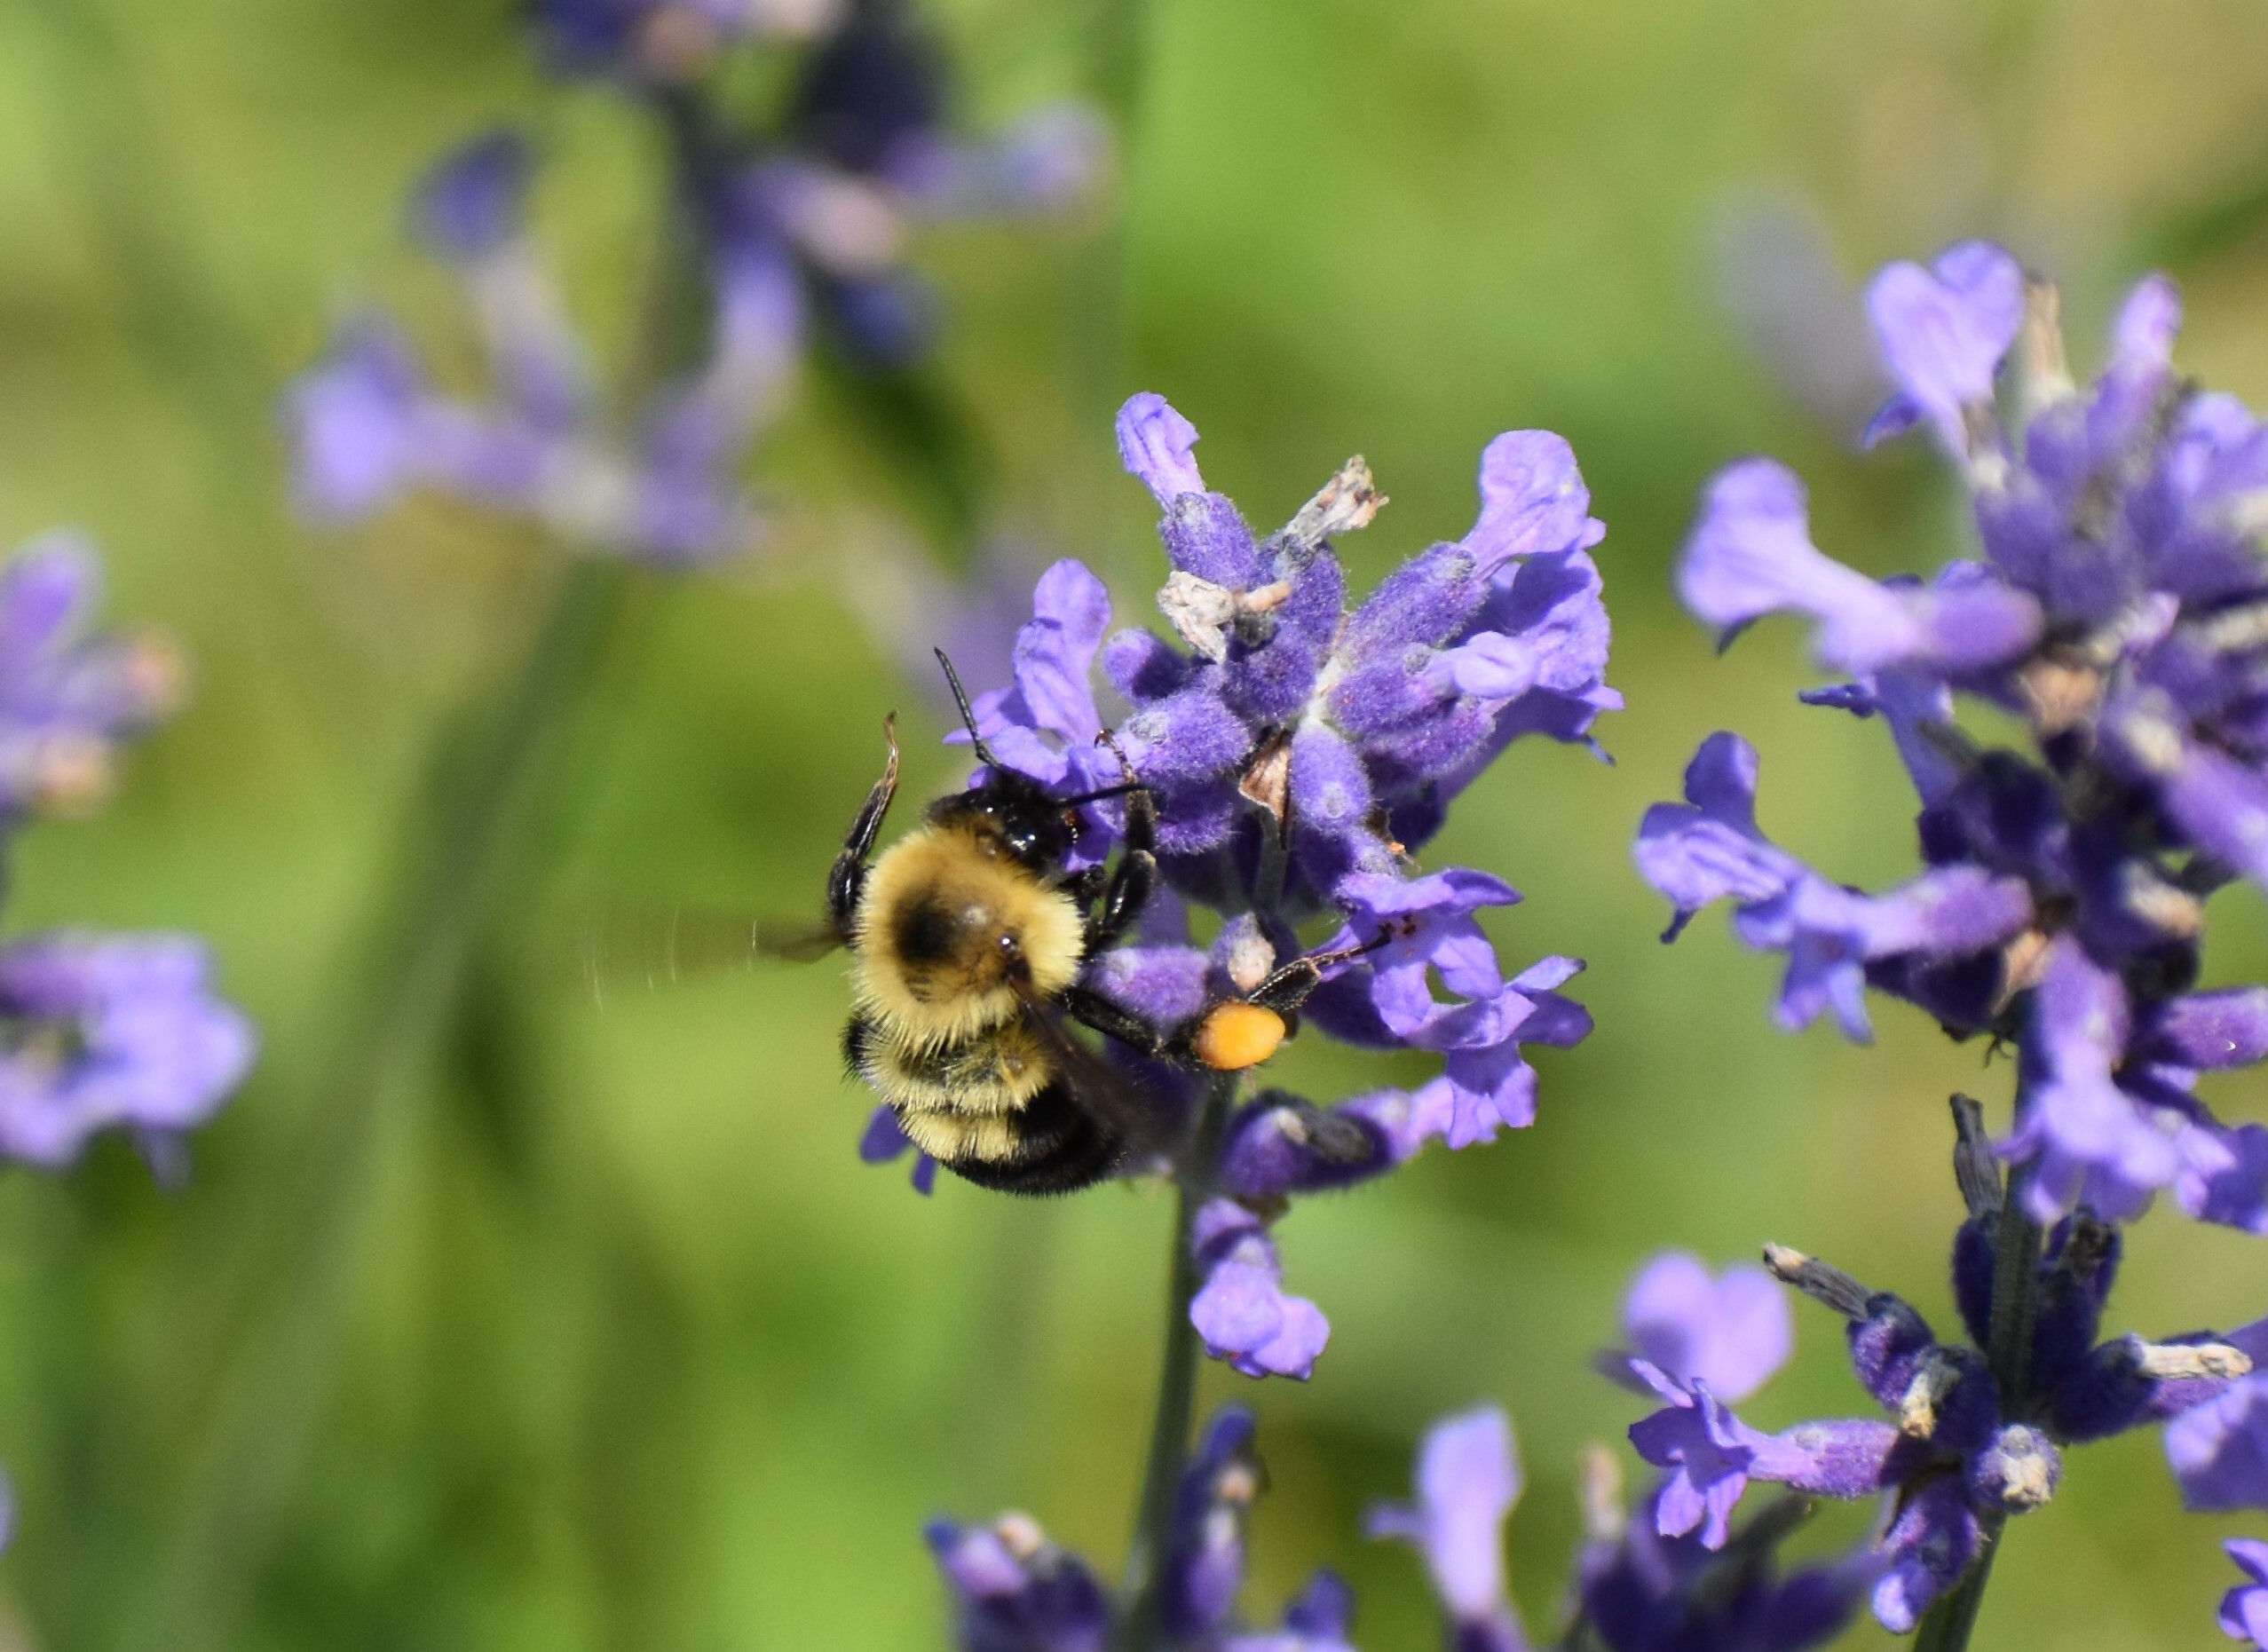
933 648 1000 767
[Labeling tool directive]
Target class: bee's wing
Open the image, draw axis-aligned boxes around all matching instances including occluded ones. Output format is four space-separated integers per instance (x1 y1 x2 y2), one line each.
574 905 843 1001
1008 980 1183 1161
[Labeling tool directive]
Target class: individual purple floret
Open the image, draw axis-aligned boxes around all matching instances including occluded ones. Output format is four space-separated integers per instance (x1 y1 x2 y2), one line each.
2221 1539 2268 1646
0 933 257 1171
1603 1250 1793 1405
1366 1405 1528 1652
1640 242 2268 1231
1189 1199 1328 1381
0 534 183 827
1629 1123 2256 1635
857 1102 937 1194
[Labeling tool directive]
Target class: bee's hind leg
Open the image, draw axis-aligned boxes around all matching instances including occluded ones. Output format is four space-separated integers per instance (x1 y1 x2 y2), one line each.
826 715 901 935
1058 983 1171 1058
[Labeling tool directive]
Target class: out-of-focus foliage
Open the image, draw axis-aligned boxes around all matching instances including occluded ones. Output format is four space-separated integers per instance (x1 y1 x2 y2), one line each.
2 0 2267 1648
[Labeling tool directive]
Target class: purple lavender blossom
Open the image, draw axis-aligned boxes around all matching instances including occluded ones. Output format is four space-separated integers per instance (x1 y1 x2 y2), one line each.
1366 1405 1528 1652
0 933 257 1170
530 0 842 81
1640 244 2268 1231
0 534 183 826
924 394 1609 1378
2222 1539 2268 1646
1626 1207 2255 1633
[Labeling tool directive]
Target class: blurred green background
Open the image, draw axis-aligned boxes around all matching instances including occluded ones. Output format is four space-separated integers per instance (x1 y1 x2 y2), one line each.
3 0 2268 1647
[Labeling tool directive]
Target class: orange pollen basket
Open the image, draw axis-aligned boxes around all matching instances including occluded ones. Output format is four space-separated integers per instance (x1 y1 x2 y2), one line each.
1192 1001 1289 1071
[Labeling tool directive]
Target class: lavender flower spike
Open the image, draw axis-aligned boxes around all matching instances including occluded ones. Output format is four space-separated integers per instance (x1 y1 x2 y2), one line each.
1367 1405 1527 1651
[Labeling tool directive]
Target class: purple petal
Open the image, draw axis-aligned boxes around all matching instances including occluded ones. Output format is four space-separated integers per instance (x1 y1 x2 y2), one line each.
412 129 535 261
2169 1376 2268 1512
2004 937 2179 1222
1461 431 1598 573
1365 1405 1520 1623
1679 460 2037 674
1117 392 1205 502
2144 990 2268 1071
1009 560 1110 743
1869 1477 1980 1633
1621 1251 1793 1404
1862 241 2024 457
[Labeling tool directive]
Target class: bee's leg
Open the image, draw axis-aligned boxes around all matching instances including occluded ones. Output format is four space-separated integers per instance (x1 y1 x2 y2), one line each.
1081 731 1158 953
1057 983 1171 1058
1243 928 1396 1016
1059 865 1110 912
826 715 901 935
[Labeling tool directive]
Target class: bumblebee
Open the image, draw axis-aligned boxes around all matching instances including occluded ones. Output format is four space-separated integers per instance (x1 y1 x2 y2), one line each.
823 652 1372 1195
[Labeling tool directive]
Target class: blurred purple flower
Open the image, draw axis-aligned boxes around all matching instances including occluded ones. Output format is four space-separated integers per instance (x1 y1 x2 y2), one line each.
288 131 790 566
1608 1251 1792 1405
0 932 256 1170
2222 1539 2268 1646
0 534 182 826
927 1514 1112 1652
1366 1405 1527 1651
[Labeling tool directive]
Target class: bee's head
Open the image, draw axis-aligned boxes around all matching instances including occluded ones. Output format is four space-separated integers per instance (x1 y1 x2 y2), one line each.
932 766 1081 871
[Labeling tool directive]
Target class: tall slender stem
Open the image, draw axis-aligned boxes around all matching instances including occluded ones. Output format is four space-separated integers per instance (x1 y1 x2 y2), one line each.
1113 1071 1237 1652
122 558 627 1652
1914 1158 2042 1652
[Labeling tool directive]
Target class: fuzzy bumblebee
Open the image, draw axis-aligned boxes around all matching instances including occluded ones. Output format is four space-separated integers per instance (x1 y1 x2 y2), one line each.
825 655 1373 1194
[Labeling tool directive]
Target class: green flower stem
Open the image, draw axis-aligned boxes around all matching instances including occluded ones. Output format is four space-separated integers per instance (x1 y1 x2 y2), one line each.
123 557 628 1652
1113 1071 1238 1652
1913 1163 2043 1652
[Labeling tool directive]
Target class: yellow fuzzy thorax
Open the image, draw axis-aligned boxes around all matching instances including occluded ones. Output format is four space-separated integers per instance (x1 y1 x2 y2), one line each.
848 823 1087 1049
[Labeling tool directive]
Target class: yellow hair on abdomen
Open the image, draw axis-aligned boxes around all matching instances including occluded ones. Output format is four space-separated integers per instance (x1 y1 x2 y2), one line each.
898 1108 1024 1166
849 823 1086 1048
858 1019 1057 1116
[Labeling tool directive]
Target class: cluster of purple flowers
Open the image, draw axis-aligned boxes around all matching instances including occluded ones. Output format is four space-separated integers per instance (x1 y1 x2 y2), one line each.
0 536 255 1174
929 1407 1355 1652
923 1251 1881 1652
1629 1109 2257 1632
288 0 1101 564
867 391 1615 1379
1640 241 2268 1229
1635 240 2268 1639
